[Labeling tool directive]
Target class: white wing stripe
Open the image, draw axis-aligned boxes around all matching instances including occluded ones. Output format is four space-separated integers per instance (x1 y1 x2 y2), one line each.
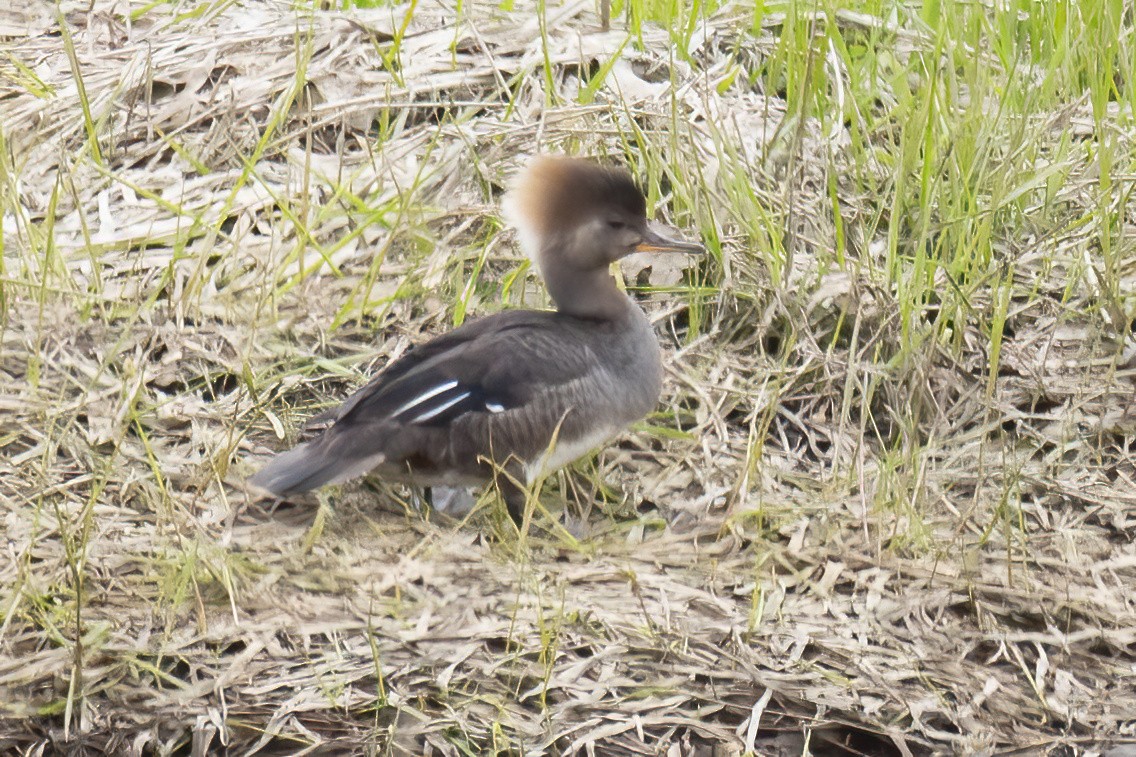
391 379 460 419
411 391 471 424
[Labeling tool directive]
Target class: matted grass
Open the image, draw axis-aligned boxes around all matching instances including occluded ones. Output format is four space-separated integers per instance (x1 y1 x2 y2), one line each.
1 0 1135 754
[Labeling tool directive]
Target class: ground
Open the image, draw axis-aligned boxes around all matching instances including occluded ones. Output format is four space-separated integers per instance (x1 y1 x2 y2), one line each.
1 0 1135 755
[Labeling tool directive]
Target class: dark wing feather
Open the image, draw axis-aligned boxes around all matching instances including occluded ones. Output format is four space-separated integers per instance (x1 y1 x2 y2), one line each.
332 310 591 429
250 310 598 496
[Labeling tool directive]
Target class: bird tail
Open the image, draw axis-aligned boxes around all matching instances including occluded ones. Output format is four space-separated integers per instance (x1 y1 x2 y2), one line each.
247 438 385 498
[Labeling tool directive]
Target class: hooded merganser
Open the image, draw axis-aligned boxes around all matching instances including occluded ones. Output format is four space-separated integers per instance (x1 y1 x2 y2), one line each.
249 156 704 521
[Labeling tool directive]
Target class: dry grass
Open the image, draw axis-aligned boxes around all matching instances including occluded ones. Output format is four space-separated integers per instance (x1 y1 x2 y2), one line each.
2 0 1136 754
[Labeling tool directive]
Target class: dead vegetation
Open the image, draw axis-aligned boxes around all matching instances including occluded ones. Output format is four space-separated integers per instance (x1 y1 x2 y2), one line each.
1 0 1135 754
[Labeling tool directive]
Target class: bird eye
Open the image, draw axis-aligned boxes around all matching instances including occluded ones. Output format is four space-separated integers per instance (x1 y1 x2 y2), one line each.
607 219 627 230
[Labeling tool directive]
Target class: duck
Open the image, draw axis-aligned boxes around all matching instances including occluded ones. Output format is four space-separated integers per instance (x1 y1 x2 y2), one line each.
248 155 704 522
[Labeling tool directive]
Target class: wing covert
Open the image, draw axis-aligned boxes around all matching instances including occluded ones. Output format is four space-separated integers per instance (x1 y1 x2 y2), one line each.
328 310 597 430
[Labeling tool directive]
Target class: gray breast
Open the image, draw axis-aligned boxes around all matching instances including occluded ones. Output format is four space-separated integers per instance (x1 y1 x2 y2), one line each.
444 300 663 481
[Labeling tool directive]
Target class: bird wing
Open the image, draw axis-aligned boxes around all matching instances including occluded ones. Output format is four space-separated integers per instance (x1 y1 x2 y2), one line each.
331 309 595 431
250 310 603 497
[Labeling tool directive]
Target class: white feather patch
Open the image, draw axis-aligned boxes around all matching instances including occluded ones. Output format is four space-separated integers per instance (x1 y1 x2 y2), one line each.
391 379 459 419
524 426 618 483
411 391 471 424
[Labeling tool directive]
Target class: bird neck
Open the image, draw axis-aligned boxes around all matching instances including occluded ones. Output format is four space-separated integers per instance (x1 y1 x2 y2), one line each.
541 263 632 322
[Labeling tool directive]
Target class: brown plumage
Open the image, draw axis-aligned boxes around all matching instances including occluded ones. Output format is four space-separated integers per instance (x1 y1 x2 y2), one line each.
248 155 703 521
